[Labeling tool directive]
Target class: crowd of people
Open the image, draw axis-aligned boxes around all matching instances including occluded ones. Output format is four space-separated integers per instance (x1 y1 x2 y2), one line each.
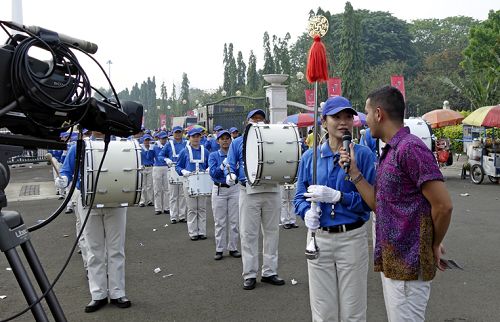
49 86 452 321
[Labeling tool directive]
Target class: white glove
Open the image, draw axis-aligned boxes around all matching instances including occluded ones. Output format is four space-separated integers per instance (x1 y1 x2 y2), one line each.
165 158 173 167
304 203 321 230
181 169 191 177
55 176 68 189
226 173 237 186
304 185 342 204
205 167 210 173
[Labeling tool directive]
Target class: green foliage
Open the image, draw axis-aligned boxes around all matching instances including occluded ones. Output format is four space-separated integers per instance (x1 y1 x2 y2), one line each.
433 124 464 153
236 51 246 90
246 51 259 93
262 32 275 75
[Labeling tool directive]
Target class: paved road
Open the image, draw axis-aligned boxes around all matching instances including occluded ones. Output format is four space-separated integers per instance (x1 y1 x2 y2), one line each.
0 161 499 321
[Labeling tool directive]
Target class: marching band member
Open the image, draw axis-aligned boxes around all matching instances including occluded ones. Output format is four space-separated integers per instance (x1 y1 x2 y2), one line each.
226 109 285 290
175 127 210 240
56 132 131 313
208 130 241 260
229 127 239 140
205 125 223 152
294 96 376 321
152 131 170 216
139 134 155 207
160 126 188 224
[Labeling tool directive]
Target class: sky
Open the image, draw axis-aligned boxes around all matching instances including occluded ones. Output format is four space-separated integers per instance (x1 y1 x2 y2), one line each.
0 0 498 96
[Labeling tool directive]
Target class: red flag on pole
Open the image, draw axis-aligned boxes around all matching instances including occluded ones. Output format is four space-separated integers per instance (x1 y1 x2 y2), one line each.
391 75 406 100
305 89 315 107
327 77 342 97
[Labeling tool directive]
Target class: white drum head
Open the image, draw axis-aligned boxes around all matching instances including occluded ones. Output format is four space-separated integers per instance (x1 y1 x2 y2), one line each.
244 124 261 184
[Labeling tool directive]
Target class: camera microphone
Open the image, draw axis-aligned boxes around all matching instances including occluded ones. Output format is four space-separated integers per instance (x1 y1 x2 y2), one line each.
342 130 352 171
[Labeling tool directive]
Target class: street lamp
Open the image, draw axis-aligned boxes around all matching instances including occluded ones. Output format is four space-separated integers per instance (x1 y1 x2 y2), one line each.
195 99 200 105
296 71 304 81
221 90 227 97
236 90 242 96
182 99 187 105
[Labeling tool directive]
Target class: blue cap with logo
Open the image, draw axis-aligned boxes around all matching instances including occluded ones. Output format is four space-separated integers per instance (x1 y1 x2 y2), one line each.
188 127 203 136
142 134 153 141
322 96 357 117
172 126 183 132
247 109 266 120
229 127 238 133
157 131 168 139
214 125 224 132
216 130 231 140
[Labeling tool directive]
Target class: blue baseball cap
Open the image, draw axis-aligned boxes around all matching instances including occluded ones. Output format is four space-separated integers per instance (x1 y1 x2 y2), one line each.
172 126 183 132
322 96 357 117
214 125 224 131
144 129 151 134
247 109 266 120
157 131 168 139
229 127 238 133
142 134 153 141
216 130 231 140
188 127 203 136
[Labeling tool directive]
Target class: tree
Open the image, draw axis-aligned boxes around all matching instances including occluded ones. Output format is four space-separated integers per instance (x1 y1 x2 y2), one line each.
180 72 190 110
262 31 275 74
130 83 140 101
339 2 364 108
246 50 259 93
223 43 237 95
236 51 246 91
222 43 230 94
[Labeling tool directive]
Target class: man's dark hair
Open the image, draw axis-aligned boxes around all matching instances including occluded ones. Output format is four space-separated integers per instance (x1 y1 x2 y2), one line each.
367 86 405 122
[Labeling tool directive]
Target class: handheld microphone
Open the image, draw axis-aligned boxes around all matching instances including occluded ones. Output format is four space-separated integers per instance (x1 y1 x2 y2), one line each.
342 130 352 171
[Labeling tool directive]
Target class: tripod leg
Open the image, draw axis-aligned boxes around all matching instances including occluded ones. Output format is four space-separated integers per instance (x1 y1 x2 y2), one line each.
4 248 49 322
21 241 67 322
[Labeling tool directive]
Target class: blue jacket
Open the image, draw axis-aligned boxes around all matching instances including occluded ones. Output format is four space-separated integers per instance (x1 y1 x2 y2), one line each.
175 145 209 175
159 138 187 163
294 142 376 227
225 136 246 184
208 150 228 184
360 128 377 155
60 143 80 190
205 138 220 153
140 144 155 166
153 143 167 166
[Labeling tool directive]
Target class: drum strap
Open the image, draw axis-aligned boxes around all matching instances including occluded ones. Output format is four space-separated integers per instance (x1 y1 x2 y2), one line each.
187 145 204 172
169 140 178 158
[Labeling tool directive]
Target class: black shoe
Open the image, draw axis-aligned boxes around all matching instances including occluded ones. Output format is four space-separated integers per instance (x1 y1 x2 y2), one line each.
65 208 73 214
261 275 285 285
214 252 223 260
110 296 131 308
179 218 186 223
243 278 256 290
147 202 154 206
139 203 145 207
84 298 108 313
154 211 162 215
291 223 299 228
198 235 207 240
229 250 241 258
58 195 64 200
283 223 292 229
164 210 170 215
171 219 177 224
190 236 199 241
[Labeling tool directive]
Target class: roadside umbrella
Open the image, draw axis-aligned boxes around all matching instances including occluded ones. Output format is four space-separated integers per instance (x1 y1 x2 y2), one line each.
462 105 500 128
185 124 205 131
353 112 367 127
422 109 464 129
284 113 320 127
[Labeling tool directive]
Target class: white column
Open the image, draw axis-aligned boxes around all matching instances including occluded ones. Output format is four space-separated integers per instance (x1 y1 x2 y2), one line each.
264 74 289 125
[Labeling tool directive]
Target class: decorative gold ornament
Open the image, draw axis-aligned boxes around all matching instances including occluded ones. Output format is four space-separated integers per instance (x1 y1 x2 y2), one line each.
308 15 329 38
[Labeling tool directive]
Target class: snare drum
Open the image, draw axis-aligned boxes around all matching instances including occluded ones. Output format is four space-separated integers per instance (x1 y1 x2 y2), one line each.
82 139 142 208
186 172 213 196
167 164 183 185
243 123 301 186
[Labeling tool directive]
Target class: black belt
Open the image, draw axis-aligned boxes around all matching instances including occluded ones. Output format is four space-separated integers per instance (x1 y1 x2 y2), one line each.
143 165 153 167
321 221 365 233
215 182 231 188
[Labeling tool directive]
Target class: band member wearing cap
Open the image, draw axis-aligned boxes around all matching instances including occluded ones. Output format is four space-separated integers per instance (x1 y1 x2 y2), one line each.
208 130 241 260
339 86 452 321
159 126 188 224
56 132 131 312
176 127 210 240
229 127 239 140
226 109 285 290
294 96 376 321
205 125 223 152
152 131 170 216
139 134 155 207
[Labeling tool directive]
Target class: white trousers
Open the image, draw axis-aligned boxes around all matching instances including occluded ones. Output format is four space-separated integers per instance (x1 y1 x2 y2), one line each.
169 182 187 221
381 272 431 322
307 225 369 322
73 190 88 269
78 197 127 300
139 166 153 205
184 186 207 237
211 184 239 252
239 186 280 279
153 166 169 212
280 186 296 225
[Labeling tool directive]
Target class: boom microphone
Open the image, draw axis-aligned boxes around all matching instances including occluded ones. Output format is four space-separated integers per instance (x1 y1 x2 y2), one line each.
342 130 352 171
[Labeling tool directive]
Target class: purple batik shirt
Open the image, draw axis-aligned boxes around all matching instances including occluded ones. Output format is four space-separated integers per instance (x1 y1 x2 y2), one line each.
374 127 443 281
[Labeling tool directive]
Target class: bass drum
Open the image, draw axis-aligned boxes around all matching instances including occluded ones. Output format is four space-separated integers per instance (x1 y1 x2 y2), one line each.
378 118 433 154
243 123 301 186
82 139 142 208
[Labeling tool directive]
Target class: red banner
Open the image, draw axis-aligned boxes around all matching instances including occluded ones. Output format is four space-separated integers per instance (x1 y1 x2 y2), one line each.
305 89 315 108
159 114 166 129
327 77 342 97
391 75 406 100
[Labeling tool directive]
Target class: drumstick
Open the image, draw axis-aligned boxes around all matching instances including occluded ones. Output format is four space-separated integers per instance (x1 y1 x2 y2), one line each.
45 153 61 177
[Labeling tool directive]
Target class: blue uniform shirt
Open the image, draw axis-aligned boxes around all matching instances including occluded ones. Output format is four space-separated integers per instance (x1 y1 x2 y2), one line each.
208 150 228 184
140 144 155 166
360 128 377 155
294 142 376 227
175 145 209 175
205 138 220 153
153 143 167 166
159 138 187 163
225 136 246 183
60 143 80 190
